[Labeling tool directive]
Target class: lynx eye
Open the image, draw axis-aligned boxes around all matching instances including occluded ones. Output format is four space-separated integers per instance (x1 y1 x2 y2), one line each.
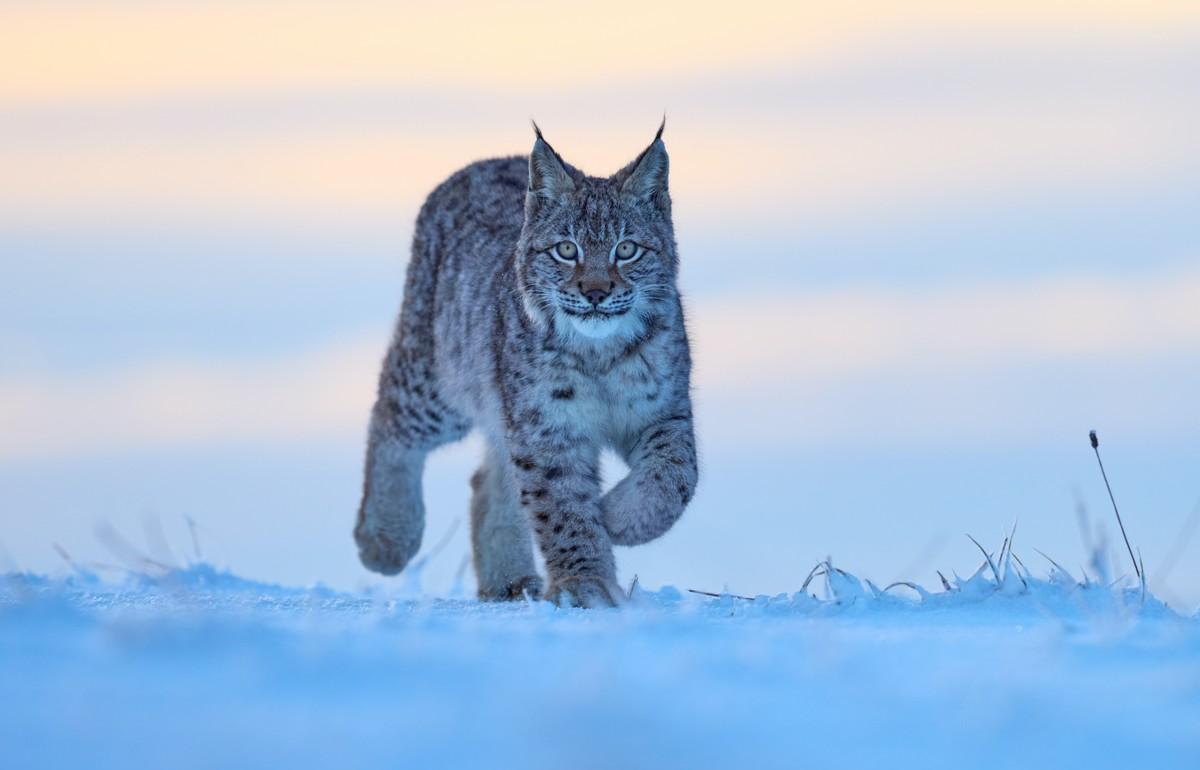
614 239 641 263
552 241 578 263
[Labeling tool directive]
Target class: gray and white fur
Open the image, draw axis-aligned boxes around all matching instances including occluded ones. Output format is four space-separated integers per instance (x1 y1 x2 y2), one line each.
355 124 697 607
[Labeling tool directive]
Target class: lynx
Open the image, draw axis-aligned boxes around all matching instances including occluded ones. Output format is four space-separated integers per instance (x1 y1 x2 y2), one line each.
355 124 697 607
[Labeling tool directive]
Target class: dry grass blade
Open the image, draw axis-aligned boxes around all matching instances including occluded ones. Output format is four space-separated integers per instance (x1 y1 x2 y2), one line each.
687 588 755 602
409 517 462 572
966 534 1000 584
1033 548 1073 581
1089 430 1141 581
140 514 178 571
800 562 826 593
1008 552 1030 589
883 581 929 600
52 542 124 575
1138 548 1146 605
184 515 204 562
1003 520 1019 565
895 533 949 587
1010 551 1029 577
94 522 172 573
51 543 75 569
1154 499 1200 584
449 553 471 596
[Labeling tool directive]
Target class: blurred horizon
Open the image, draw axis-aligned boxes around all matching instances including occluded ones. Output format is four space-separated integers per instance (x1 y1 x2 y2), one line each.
3 2 1198 605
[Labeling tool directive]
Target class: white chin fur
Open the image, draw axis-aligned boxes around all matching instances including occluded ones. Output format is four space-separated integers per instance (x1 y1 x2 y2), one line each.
565 313 634 340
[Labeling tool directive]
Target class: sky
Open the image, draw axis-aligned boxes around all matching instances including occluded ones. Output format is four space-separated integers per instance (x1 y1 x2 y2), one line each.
2 1 1199 605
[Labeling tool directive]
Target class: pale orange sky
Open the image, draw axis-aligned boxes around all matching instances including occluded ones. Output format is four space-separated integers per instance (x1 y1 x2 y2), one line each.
4 2 1198 227
6 1 1197 102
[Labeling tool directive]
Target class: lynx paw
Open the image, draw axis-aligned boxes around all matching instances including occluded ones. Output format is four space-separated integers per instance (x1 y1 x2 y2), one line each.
601 474 682 546
354 525 417 576
545 575 625 608
478 574 544 602
600 476 642 545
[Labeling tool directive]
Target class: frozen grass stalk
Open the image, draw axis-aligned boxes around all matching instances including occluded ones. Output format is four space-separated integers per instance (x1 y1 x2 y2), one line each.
1089 430 1141 582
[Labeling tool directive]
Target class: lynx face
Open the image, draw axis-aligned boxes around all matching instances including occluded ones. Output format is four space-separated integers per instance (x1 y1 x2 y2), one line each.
516 128 678 342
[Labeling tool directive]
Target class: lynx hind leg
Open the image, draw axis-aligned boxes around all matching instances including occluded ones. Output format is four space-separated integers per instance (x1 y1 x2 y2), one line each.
470 446 542 601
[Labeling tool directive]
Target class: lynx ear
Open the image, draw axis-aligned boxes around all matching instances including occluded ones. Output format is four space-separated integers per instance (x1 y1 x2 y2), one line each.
528 124 575 200
620 121 669 209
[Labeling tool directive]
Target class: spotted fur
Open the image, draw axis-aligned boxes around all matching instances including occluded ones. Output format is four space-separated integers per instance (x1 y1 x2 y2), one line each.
355 125 697 607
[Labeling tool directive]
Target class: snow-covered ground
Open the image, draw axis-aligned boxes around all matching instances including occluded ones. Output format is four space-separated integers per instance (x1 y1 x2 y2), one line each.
3 550 1198 770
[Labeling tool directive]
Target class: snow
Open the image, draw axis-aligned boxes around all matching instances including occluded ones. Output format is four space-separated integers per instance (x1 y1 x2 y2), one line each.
2 557 1198 770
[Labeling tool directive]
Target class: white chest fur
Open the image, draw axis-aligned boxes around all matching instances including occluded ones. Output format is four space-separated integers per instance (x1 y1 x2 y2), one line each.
540 350 663 453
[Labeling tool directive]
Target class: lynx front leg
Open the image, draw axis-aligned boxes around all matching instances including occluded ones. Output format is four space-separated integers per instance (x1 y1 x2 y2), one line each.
508 440 623 608
602 413 698 546
355 436 427 575
356 342 471 576
469 443 542 601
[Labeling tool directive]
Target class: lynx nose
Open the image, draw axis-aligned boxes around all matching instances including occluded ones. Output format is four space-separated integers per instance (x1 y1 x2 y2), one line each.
579 281 613 307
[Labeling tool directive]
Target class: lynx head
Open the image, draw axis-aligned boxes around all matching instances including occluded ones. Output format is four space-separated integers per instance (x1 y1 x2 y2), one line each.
515 123 678 343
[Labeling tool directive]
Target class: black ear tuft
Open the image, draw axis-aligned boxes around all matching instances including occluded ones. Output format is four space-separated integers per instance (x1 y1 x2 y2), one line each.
528 123 575 200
